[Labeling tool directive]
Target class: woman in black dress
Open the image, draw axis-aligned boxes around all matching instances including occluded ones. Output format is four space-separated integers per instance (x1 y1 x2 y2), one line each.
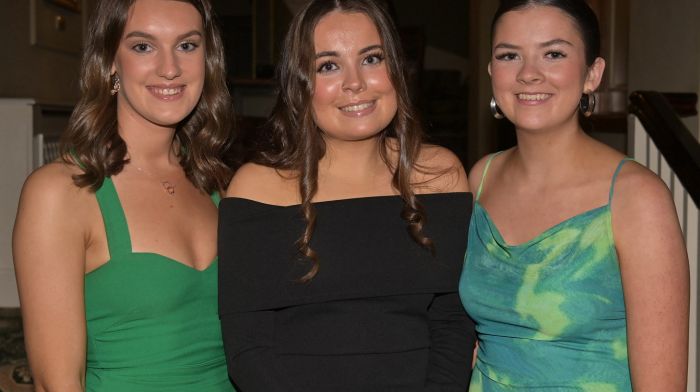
218 1 475 390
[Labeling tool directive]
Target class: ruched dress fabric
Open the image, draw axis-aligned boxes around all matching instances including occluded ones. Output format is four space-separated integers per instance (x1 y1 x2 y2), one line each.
459 156 632 391
218 193 475 392
84 178 234 392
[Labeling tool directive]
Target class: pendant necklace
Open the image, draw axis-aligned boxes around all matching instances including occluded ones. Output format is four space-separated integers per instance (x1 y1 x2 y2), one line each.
135 166 177 196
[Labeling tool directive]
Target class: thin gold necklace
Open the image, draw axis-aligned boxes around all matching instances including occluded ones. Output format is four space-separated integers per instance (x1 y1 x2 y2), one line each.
134 166 177 196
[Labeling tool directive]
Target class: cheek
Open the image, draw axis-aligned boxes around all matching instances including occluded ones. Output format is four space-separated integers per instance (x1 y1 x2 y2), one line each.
115 54 150 82
311 78 340 111
367 68 394 94
489 66 511 93
548 66 583 89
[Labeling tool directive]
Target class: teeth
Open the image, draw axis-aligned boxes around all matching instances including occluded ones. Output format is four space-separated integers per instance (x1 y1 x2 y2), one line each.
153 87 182 96
518 93 550 101
341 102 374 112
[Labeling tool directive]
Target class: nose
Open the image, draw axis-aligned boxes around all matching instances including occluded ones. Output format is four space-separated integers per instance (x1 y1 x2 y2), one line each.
157 50 182 80
516 59 543 84
342 66 366 94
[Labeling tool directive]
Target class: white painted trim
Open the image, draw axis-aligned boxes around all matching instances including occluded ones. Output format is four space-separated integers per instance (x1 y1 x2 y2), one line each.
630 115 698 392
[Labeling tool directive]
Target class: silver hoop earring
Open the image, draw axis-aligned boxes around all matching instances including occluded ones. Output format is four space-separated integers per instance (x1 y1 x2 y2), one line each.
110 74 121 95
490 97 504 119
579 93 596 117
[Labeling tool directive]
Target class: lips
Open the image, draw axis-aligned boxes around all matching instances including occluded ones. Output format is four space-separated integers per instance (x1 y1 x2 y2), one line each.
147 85 185 100
339 101 376 113
517 93 551 101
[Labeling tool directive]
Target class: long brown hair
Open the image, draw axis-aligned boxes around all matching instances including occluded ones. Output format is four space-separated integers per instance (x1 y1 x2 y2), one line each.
252 0 432 282
60 0 234 193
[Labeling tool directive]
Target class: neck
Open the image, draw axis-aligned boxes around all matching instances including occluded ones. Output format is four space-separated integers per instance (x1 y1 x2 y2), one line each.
319 136 387 183
510 121 591 184
117 107 179 169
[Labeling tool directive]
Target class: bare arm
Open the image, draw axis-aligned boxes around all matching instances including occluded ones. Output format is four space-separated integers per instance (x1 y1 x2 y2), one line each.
612 163 689 391
13 165 89 392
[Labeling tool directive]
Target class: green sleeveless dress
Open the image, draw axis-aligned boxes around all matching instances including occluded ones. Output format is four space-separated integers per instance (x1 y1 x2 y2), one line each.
84 178 234 391
459 155 632 391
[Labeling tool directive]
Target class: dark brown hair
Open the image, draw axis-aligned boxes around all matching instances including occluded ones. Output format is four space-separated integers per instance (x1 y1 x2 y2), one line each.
492 0 601 66
252 0 432 282
60 0 234 193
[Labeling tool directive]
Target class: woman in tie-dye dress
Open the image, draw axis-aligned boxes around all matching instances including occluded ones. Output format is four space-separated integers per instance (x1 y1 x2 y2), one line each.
459 1 690 390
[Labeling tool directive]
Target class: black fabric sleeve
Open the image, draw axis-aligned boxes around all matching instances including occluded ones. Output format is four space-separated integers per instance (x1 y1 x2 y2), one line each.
424 292 476 392
220 310 298 392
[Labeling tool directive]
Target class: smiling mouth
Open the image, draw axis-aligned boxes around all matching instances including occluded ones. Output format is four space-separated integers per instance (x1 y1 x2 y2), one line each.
517 93 551 101
148 86 185 98
340 101 375 112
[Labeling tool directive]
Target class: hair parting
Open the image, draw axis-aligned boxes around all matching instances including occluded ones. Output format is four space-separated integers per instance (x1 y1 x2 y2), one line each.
252 0 433 281
60 0 235 193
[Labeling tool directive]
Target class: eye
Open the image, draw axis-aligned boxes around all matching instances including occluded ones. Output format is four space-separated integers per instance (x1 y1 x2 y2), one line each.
131 42 153 53
362 52 385 65
545 51 567 59
178 41 200 52
317 61 338 74
494 52 518 61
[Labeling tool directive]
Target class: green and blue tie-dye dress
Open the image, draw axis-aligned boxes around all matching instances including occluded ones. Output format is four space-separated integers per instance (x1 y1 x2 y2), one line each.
459 155 632 391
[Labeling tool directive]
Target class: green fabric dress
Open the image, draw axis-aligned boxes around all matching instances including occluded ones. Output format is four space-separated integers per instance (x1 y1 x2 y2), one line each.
84 178 234 391
459 155 632 391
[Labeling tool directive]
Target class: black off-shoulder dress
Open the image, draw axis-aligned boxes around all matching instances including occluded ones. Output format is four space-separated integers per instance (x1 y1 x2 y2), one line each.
218 193 475 392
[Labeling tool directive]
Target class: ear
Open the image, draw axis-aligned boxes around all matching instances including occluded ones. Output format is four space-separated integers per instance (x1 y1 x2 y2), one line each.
487 62 492 77
583 57 606 93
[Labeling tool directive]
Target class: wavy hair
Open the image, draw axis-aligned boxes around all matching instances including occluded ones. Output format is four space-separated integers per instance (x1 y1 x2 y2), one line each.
252 0 432 282
60 0 234 193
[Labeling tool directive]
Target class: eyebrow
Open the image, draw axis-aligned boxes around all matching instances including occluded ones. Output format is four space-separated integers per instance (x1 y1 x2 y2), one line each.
124 30 203 41
315 44 384 59
493 38 574 50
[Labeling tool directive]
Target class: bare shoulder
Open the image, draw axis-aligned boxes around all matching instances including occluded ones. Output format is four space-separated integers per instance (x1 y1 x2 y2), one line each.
19 162 90 211
467 154 494 194
225 162 298 205
611 159 683 259
413 144 469 194
467 149 513 195
612 160 674 215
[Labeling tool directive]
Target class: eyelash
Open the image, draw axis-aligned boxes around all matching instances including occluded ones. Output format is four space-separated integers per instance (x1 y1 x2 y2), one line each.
179 41 199 52
494 51 568 61
317 61 338 73
363 52 385 65
545 51 566 59
316 52 386 73
494 52 517 61
130 41 200 53
132 42 152 53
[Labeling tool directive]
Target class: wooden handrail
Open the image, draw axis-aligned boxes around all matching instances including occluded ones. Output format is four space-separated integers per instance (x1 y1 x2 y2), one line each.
629 91 700 207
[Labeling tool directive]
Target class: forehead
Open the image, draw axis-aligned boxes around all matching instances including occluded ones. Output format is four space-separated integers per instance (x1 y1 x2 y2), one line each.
313 11 381 50
124 0 202 34
493 5 583 45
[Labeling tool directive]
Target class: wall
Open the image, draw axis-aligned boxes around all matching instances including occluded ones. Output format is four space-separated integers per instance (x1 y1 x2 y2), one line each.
393 0 469 80
628 0 700 139
467 0 498 166
0 1 83 104
0 1 88 307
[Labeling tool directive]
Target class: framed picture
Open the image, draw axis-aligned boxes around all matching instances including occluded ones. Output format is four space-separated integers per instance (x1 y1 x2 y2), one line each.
48 0 81 12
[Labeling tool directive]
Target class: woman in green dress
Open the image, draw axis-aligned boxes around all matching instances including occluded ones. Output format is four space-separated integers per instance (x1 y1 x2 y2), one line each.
459 0 689 390
13 0 236 390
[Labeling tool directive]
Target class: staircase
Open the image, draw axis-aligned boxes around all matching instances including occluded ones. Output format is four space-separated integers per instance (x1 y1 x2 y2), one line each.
629 91 700 392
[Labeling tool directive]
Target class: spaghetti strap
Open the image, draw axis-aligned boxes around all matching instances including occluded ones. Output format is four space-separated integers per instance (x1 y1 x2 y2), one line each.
476 152 502 201
609 158 633 203
95 177 132 258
